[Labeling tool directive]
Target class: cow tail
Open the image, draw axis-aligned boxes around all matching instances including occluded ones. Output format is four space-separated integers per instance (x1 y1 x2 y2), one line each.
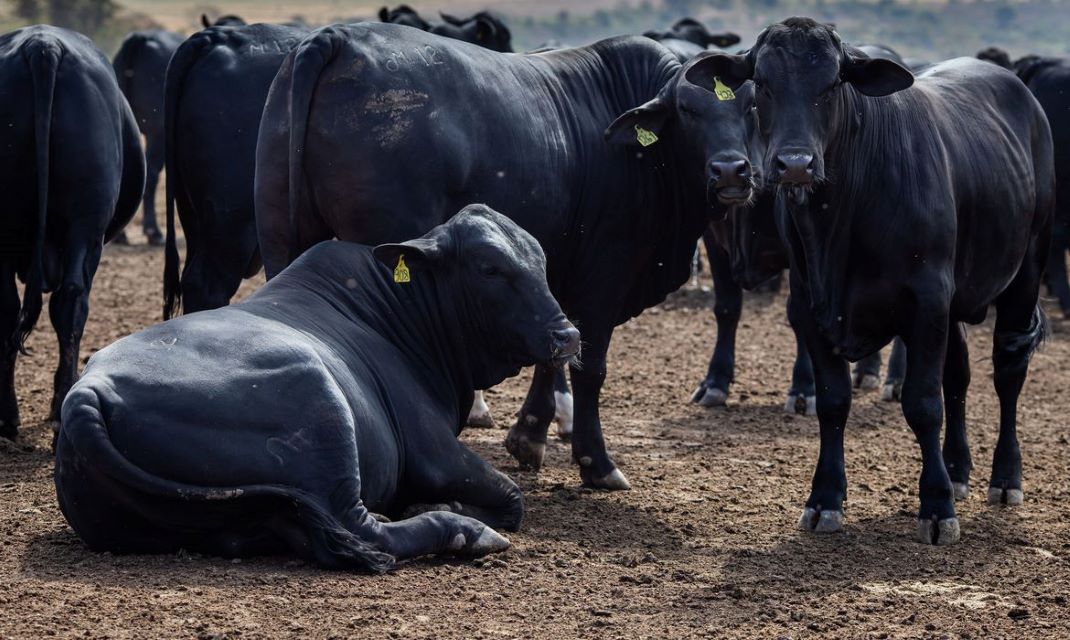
16 40 61 354
162 32 213 320
286 30 340 266
58 386 396 573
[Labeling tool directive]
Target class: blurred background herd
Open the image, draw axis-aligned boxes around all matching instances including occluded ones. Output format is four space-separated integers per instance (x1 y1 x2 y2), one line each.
1 0 1066 62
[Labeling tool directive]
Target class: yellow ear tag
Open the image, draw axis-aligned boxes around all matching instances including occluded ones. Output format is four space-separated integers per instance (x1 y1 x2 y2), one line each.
393 255 411 283
713 77 736 101
635 125 658 147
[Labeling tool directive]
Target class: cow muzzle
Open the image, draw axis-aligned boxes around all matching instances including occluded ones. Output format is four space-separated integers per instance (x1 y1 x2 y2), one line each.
549 326 581 367
708 157 754 206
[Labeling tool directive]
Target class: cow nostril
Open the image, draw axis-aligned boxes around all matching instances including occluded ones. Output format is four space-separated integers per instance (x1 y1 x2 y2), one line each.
736 161 750 178
551 328 579 351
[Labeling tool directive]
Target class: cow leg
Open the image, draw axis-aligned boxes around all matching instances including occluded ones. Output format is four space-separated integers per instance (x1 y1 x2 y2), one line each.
881 337 908 402
852 351 881 392
901 308 959 545
569 327 630 490
466 390 495 429
141 136 165 245
552 367 573 439
402 442 524 532
48 241 101 422
504 363 557 470
1044 214 1070 316
942 322 972 500
988 285 1045 508
792 296 851 533
691 233 741 408
785 294 816 416
0 263 20 439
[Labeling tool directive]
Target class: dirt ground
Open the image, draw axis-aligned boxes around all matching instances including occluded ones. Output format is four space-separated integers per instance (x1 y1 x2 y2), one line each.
1 201 1069 639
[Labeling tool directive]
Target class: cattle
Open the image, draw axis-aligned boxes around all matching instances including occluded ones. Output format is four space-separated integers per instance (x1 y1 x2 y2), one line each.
706 18 1053 544
161 23 308 319
255 24 762 489
0 25 145 438
55 205 577 570
977 48 1070 318
201 14 247 28
111 29 184 246
379 5 514 52
643 17 740 61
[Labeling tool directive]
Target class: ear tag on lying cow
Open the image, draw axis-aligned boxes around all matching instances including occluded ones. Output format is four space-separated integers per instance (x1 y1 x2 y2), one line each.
635 125 658 147
713 77 736 101
393 255 411 284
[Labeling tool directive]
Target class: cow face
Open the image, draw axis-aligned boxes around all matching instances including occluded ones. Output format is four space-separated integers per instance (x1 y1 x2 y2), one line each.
644 19 740 49
605 52 763 212
431 12 513 53
374 205 579 379
700 18 913 203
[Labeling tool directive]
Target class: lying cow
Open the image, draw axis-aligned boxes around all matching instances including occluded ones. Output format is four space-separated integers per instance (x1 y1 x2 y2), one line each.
255 25 762 489
56 205 578 570
978 48 1070 318
0 25 144 436
708 18 1053 544
112 29 185 245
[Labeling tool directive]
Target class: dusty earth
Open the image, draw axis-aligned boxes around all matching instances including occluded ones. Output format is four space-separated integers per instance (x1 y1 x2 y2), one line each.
1 204 1069 639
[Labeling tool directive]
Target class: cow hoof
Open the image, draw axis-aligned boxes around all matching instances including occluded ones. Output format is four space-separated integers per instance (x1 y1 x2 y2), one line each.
581 466 631 491
467 527 511 557
553 390 573 441
855 374 880 392
504 428 545 471
917 516 960 545
112 231 130 245
880 382 903 402
987 487 1024 506
952 482 970 501
798 507 844 533
694 386 728 408
466 392 496 429
144 229 165 246
785 394 816 416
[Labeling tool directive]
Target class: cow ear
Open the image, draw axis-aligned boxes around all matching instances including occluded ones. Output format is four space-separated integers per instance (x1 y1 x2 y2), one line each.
705 32 740 49
605 97 671 147
842 56 913 97
685 53 752 93
473 16 496 43
378 7 390 22
373 237 442 272
439 11 463 26
200 14 212 28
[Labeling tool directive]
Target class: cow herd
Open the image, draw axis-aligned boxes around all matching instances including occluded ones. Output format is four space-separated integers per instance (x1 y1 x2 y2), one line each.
0 6 1066 571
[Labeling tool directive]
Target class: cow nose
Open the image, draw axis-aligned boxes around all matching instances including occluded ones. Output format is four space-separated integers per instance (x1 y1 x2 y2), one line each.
710 159 751 187
550 327 581 355
775 153 814 185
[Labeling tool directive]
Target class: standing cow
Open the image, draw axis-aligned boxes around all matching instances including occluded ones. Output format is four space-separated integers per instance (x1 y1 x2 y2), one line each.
379 6 514 52
707 18 1053 544
111 29 184 246
978 48 1070 317
255 24 763 489
56 206 577 569
162 23 309 319
0 25 145 437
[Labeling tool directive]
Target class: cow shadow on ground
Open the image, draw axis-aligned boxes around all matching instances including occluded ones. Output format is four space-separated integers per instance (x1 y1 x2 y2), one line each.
659 283 784 314
0 420 57 483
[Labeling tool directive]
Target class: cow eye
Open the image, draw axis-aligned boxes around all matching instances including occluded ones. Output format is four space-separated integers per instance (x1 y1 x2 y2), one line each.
477 262 502 277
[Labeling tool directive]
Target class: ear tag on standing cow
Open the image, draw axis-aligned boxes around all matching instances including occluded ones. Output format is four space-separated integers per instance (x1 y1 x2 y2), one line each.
635 125 658 147
393 255 411 283
713 77 736 101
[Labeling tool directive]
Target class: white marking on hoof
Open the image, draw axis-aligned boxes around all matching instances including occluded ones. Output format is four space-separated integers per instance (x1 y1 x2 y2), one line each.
449 533 467 551
553 391 573 439
917 517 960 545
591 468 631 491
798 507 818 531
785 394 817 416
469 528 510 556
798 508 843 532
952 483 970 501
987 487 1024 506
880 382 902 402
697 387 728 408
466 391 495 429
805 396 817 416
858 374 880 391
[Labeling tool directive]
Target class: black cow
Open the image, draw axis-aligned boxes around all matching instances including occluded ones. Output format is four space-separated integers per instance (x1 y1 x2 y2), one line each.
708 18 1053 544
379 6 513 52
255 25 762 489
978 48 1070 317
0 25 145 437
56 206 576 569
644 18 740 57
162 23 308 319
111 29 184 246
